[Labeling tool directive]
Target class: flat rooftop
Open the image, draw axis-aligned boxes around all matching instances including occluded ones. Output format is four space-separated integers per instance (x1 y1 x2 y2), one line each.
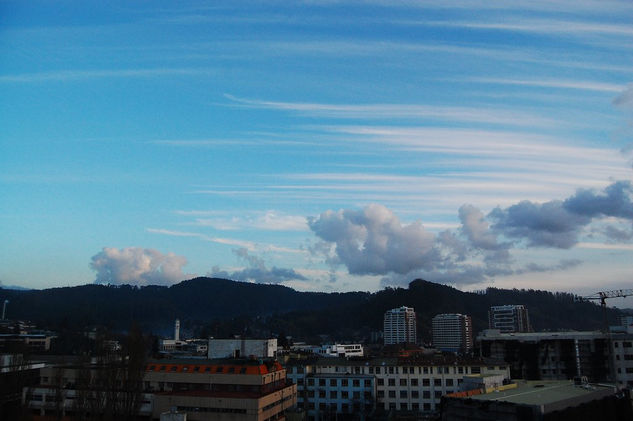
471 380 615 407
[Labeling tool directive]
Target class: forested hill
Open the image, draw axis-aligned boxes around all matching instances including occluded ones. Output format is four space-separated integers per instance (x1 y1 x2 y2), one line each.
0 277 621 338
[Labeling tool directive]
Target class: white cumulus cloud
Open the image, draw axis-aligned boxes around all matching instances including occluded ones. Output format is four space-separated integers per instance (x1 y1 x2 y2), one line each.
90 247 193 286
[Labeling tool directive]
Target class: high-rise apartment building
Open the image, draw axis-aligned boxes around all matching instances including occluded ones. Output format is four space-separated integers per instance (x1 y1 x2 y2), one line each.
488 305 530 333
432 313 473 353
384 306 417 345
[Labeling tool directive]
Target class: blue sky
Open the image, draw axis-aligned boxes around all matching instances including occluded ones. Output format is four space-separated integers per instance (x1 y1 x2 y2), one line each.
1 0 633 305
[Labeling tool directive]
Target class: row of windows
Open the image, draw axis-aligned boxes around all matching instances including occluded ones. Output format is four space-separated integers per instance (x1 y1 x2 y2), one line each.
378 390 450 399
377 378 457 387
295 365 491 375
306 378 371 387
304 402 371 412
177 406 246 414
149 365 250 374
306 390 372 400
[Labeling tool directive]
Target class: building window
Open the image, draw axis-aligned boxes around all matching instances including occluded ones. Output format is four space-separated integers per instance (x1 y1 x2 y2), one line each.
341 391 348 399
423 391 430 399
412 390 419 398
458 367 463 374
330 379 336 387
446 379 454 386
389 367 394 374
411 378 418 386
330 391 337 399
377 378 384 386
319 391 326 398
412 403 419 411
400 403 407 410
377 391 384 398
388 379 395 386
423 367 429 374
388 391 396 398
434 379 441 386
400 390 407 398
400 379 407 386
342 404 349 412
319 379 326 387
341 379 348 387
353 379 360 387
471 366 481 374
364 379 371 387
423 403 431 411
624 342 632 348
434 391 442 399
353 391 360 399
307 378 315 386
375 367 381 374
369 367 374 374
422 379 430 387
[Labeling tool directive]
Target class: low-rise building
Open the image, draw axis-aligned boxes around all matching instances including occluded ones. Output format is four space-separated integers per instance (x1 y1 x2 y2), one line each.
442 380 632 421
24 358 297 421
292 343 364 358
208 339 277 359
287 355 509 418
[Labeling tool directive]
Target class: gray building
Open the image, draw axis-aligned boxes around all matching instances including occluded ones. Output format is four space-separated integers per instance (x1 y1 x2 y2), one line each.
207 338 277 359
488 305 531 333
432 314 473 353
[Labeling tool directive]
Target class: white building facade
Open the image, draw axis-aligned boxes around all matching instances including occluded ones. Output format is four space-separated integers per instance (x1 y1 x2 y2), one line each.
286 357 510 417
384 307 417 345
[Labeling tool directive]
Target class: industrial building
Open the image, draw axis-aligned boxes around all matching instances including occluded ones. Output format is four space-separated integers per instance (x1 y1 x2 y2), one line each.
384 306 417 345
441 380 632 421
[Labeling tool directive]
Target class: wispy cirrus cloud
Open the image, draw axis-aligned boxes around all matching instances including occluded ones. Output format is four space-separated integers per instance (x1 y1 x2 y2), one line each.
224 94 558 127
467 78 624 93
191 210 309 231
422 19 633 38
146 228 304 254
0 67 216 83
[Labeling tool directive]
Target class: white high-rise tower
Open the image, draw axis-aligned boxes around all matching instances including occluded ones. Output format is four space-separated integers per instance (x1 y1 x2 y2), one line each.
383 306 417 345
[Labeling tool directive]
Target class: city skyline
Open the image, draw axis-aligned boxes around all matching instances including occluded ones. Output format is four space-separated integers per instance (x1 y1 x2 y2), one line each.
1 1 633 304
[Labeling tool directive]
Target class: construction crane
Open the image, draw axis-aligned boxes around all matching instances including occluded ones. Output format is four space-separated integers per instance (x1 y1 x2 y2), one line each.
576 289 633 384
577 289 633 332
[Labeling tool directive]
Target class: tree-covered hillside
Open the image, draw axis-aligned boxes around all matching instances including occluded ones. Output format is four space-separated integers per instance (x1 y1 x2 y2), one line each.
0 277 620 340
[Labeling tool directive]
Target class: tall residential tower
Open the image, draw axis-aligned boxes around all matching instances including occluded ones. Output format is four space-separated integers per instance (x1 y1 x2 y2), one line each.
432 313 473 353
384 306 417 345
488 305 531 333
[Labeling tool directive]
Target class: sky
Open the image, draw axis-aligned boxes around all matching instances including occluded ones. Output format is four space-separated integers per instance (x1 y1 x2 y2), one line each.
1 0 633 306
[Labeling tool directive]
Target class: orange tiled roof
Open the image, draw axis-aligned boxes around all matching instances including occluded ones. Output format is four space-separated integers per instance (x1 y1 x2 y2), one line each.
145 361 284 375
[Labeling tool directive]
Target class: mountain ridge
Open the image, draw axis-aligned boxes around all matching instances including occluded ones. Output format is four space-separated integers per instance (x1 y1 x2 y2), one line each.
0 277 621 340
